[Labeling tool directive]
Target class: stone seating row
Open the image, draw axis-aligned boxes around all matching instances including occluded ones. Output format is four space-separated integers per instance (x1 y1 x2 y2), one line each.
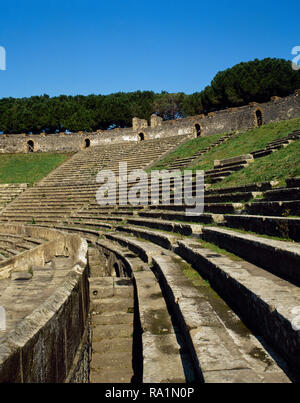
163 132 238 170
51 221 295 382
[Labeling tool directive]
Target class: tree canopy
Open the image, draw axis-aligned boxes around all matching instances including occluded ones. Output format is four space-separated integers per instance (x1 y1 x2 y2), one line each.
0 58 299 134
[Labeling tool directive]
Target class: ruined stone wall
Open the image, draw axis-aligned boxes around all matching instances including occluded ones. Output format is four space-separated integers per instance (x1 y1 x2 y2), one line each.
0 92 300 154
0 130 139 154
261 92 300 122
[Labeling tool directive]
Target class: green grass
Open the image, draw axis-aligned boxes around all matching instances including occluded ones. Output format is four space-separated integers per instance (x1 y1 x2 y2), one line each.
191 117 300 172
150 116 300 189
210 140 300 189
0 153 70 185
197 239 243 261
150 132 227 170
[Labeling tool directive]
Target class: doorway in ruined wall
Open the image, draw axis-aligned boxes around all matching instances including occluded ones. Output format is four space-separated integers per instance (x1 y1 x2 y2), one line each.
27 140 34 153
138 133 145 141
195 124 202 137
84 138 91 148
255 109 264 127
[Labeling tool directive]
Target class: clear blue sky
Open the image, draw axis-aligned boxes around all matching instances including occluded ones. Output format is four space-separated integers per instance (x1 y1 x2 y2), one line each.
0 0 299 98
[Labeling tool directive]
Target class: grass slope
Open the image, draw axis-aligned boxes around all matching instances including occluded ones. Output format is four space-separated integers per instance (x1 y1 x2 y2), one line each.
210 140 300 189
191 117 300 172
151 117 300 188
0 153 70 185
151 132 226 169
193 118 300 171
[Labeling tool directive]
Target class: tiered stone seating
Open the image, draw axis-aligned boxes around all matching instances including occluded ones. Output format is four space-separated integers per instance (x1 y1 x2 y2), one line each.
0 184 28 211
206 154 254 183
40 142 136 185
0 133 299 383
0 135 188 225
0 183 100 224
0 232 44 260
45 172 299 382
100 135 189 175
251 130 300 158
159 132 238 170
41 134 188 185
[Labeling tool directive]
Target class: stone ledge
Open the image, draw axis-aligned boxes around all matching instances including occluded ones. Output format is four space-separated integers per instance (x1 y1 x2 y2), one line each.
214 154 254 168
0 225 89 383
175 239 300 376
201 226 300 285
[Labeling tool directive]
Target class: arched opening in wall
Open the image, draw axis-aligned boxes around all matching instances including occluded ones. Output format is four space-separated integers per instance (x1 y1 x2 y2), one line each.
113 263 121 278
27 140 34 153
138 133 145 141
255 109 264 127
195 124 202 137
84 138 90 148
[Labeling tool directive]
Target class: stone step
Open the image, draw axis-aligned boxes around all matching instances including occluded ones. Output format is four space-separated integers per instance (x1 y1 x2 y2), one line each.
9 204 77 209
245 200 300 217
30 184 100 190
262 187 300 201
286 177 300 188
110 222 300 288
205 170 233 179
1 212 70 217
116 225 178 250
214 154 254 169
176 238 300 380
251 149 275 159
138 210 215 224
205 182 275 195
129 268 187 382
92 239 189 382
101 231 291 382
224 214 300 242
0 217 61 224
27 188 99 194
2 208 73 214
200 226 300 285
18 193 95 199
76 209 136 216
70 215 124 223
204 191 262 204
209 177 228 184
205 163 248 175
149 202 244 215
89 277 134 383
0 248 15 258
151 252 290 383
69 220 113 230
126 217 202 236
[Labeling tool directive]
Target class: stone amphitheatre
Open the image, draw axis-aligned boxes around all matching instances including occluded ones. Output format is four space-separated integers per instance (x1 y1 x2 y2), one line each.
0 92 300 383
